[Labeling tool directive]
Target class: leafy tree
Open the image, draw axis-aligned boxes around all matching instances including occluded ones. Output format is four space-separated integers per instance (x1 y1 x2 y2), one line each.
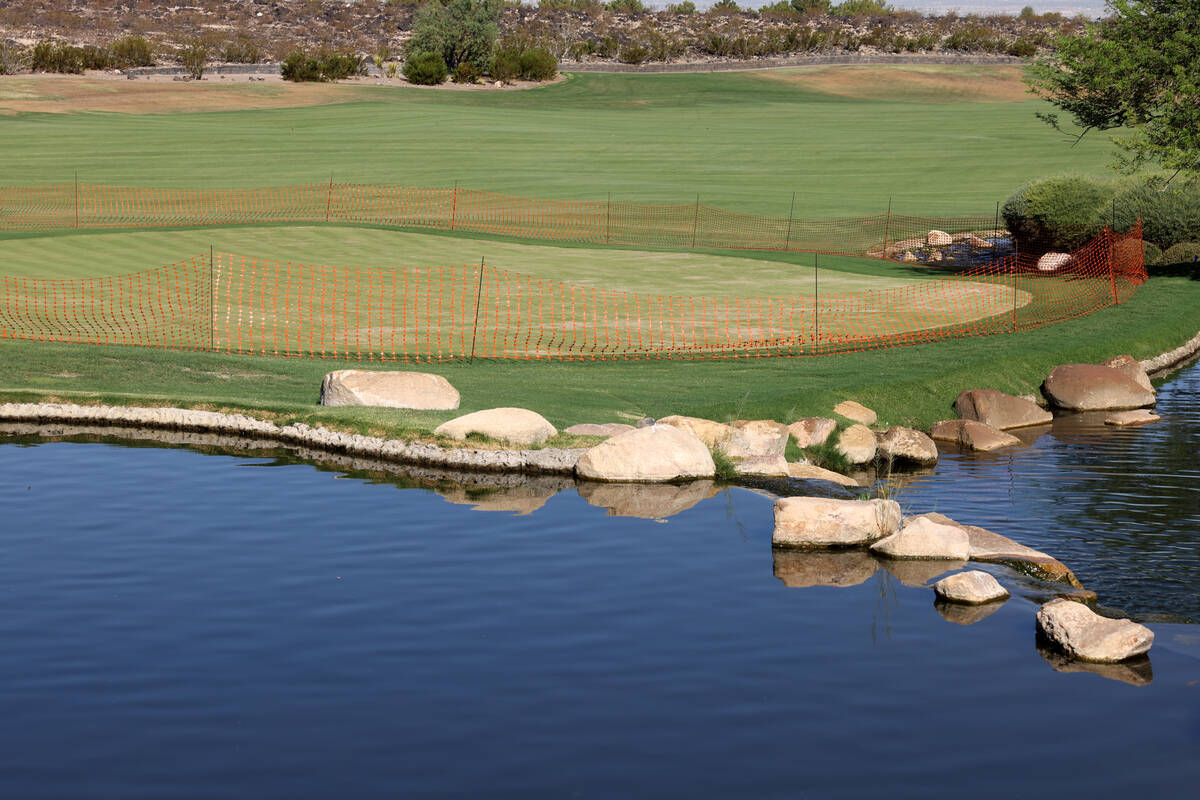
1026 0 1200 180
406 0 501 71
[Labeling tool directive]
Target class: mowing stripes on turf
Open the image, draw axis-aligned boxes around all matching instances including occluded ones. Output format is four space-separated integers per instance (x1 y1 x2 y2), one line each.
0 226 1145 361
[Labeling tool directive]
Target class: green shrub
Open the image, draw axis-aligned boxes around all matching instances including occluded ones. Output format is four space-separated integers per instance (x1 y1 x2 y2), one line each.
31 41 84 74
490 46 521 81
1111 180 1200 251
281 51 323 82
605 0 647 12
78 45 112 70
282 49 367 82
453 60 482 83
407 0 501 71
1162 242 1200 264
518 47 557 80
831 0 892 16
0 42 23 75
618 43 649 64
111 35 154 68
1005 39 1038 58
403 51 449 85
1002 175 1118 254
791 0 831 12
222 37 261 64
596 35 619 58
318 52 366 80
710 0 741 12
179 39 209 80
1142 241 1162 267
667 1 697 12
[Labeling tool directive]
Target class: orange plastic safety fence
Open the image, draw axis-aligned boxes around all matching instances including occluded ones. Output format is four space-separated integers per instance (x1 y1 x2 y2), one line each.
0 222 1146 361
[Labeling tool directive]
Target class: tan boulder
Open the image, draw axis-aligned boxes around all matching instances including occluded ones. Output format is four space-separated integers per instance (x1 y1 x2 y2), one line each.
926 229 953 246
836 424 877 465
833 400 877 426
724 419 789 459
875 426 938 465
953 389 1053 430
967 234 994 249
1036 599 1154 663
773 548 879 588
1101 354 1154 393
1037 252 1071 271
870 516 970 560
575 425 715 482
576 479 718 519
788 417 837 448
656 415 733 448
1042 364 1156 411
434 407 556 446
772 496 901 548
911 512 1082 587
901 250 918 262
787 463 859 487
320 370 459 410
930 419 1021 451
933 570 1010 604
564 422 637 438
732 455 790 478
1104 410 1162 426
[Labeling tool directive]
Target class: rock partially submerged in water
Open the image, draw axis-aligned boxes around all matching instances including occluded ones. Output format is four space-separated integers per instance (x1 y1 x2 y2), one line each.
320 369 459 410
787 462 859 487
772 497 901 548
953 389 1052 430
1104 410 1162 426
1042 364 1156 411
1036 599 1154 663
575 425 715 482
930 419 1021 451
434 407 557 446
910 511 1083 587
871 516 970 560
933 570 1010 604
732 455 790 478
875 426 938 465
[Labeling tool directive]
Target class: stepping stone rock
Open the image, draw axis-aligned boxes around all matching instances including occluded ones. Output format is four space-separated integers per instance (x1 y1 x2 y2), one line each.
787 462 859 487
656 415 733 448
1036 599 1154 663
320 370 459 410
1042 364 1156 411
1101 354 1153 392
911 512 1082 587
833 400 877 426
434 407 556 446
788 417 837 448
836 424 877 465
564 422 637 438
575 425 715 483
871 516 970 560
732 455 790 478
577 479 717 519
933 570 1010 604
1037 252 1071 271
772 497 901 548
1104 410 1162 427
773 548 879 588
953 389 1052 430
876 426 938 465
930 419 1021 451
926 229 953 246
967 234 993 249
724 419 789 459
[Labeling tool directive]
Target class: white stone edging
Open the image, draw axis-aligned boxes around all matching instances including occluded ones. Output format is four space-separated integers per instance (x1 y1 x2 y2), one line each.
1140 329 1200 375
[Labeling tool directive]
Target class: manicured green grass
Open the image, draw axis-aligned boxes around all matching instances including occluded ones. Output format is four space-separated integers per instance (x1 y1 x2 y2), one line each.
2 275 1195 442
0 69 1117 216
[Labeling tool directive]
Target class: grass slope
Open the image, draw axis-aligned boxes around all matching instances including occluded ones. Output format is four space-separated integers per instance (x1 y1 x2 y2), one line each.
0 69 1117 216
2 275 1195 443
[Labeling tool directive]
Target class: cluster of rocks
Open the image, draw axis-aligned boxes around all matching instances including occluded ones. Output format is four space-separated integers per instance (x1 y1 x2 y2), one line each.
882 228 1005 266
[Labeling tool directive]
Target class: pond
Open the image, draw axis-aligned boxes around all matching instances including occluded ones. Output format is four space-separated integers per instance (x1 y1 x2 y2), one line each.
0 359 1197 797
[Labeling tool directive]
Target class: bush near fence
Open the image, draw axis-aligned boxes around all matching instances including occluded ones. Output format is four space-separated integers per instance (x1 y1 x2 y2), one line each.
0 183 1145 362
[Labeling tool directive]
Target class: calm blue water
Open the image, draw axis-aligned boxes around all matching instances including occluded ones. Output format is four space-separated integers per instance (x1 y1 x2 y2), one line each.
0 360 1198 797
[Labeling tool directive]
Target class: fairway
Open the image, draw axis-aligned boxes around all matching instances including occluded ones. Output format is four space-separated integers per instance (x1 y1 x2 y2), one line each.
0 67 1116 216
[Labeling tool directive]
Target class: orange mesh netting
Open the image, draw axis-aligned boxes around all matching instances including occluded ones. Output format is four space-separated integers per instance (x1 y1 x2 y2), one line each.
0 221 1145 361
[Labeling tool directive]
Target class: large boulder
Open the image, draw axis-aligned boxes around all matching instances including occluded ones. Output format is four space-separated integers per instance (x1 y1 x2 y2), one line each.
933 570 1010 605
910 512 1082 587
772 496 901 548
788 417 837 448
1104 410 1161 427
835 424 877 465
656 415 733 448
929 419 1021 451
1101 354 1154 392
1037 252 1071 271
1036 599 1154 663
870 516 970 560
787 462 859 487
434 407 556 446
320 370 459 410
1042 364 1156 411
875 426 938 465
953 389 1053 430
833 400 877 426
926 229 953 246
564 422 636 438
724 419 789 459
732 455 790 478
575 425 715 483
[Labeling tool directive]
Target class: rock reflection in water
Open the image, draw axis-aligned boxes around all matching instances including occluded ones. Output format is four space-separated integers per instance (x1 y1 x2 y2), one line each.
1037 643 1154 687
576 480 720 520
772 548 879 588
934 598 1005 626
879 558 967 588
